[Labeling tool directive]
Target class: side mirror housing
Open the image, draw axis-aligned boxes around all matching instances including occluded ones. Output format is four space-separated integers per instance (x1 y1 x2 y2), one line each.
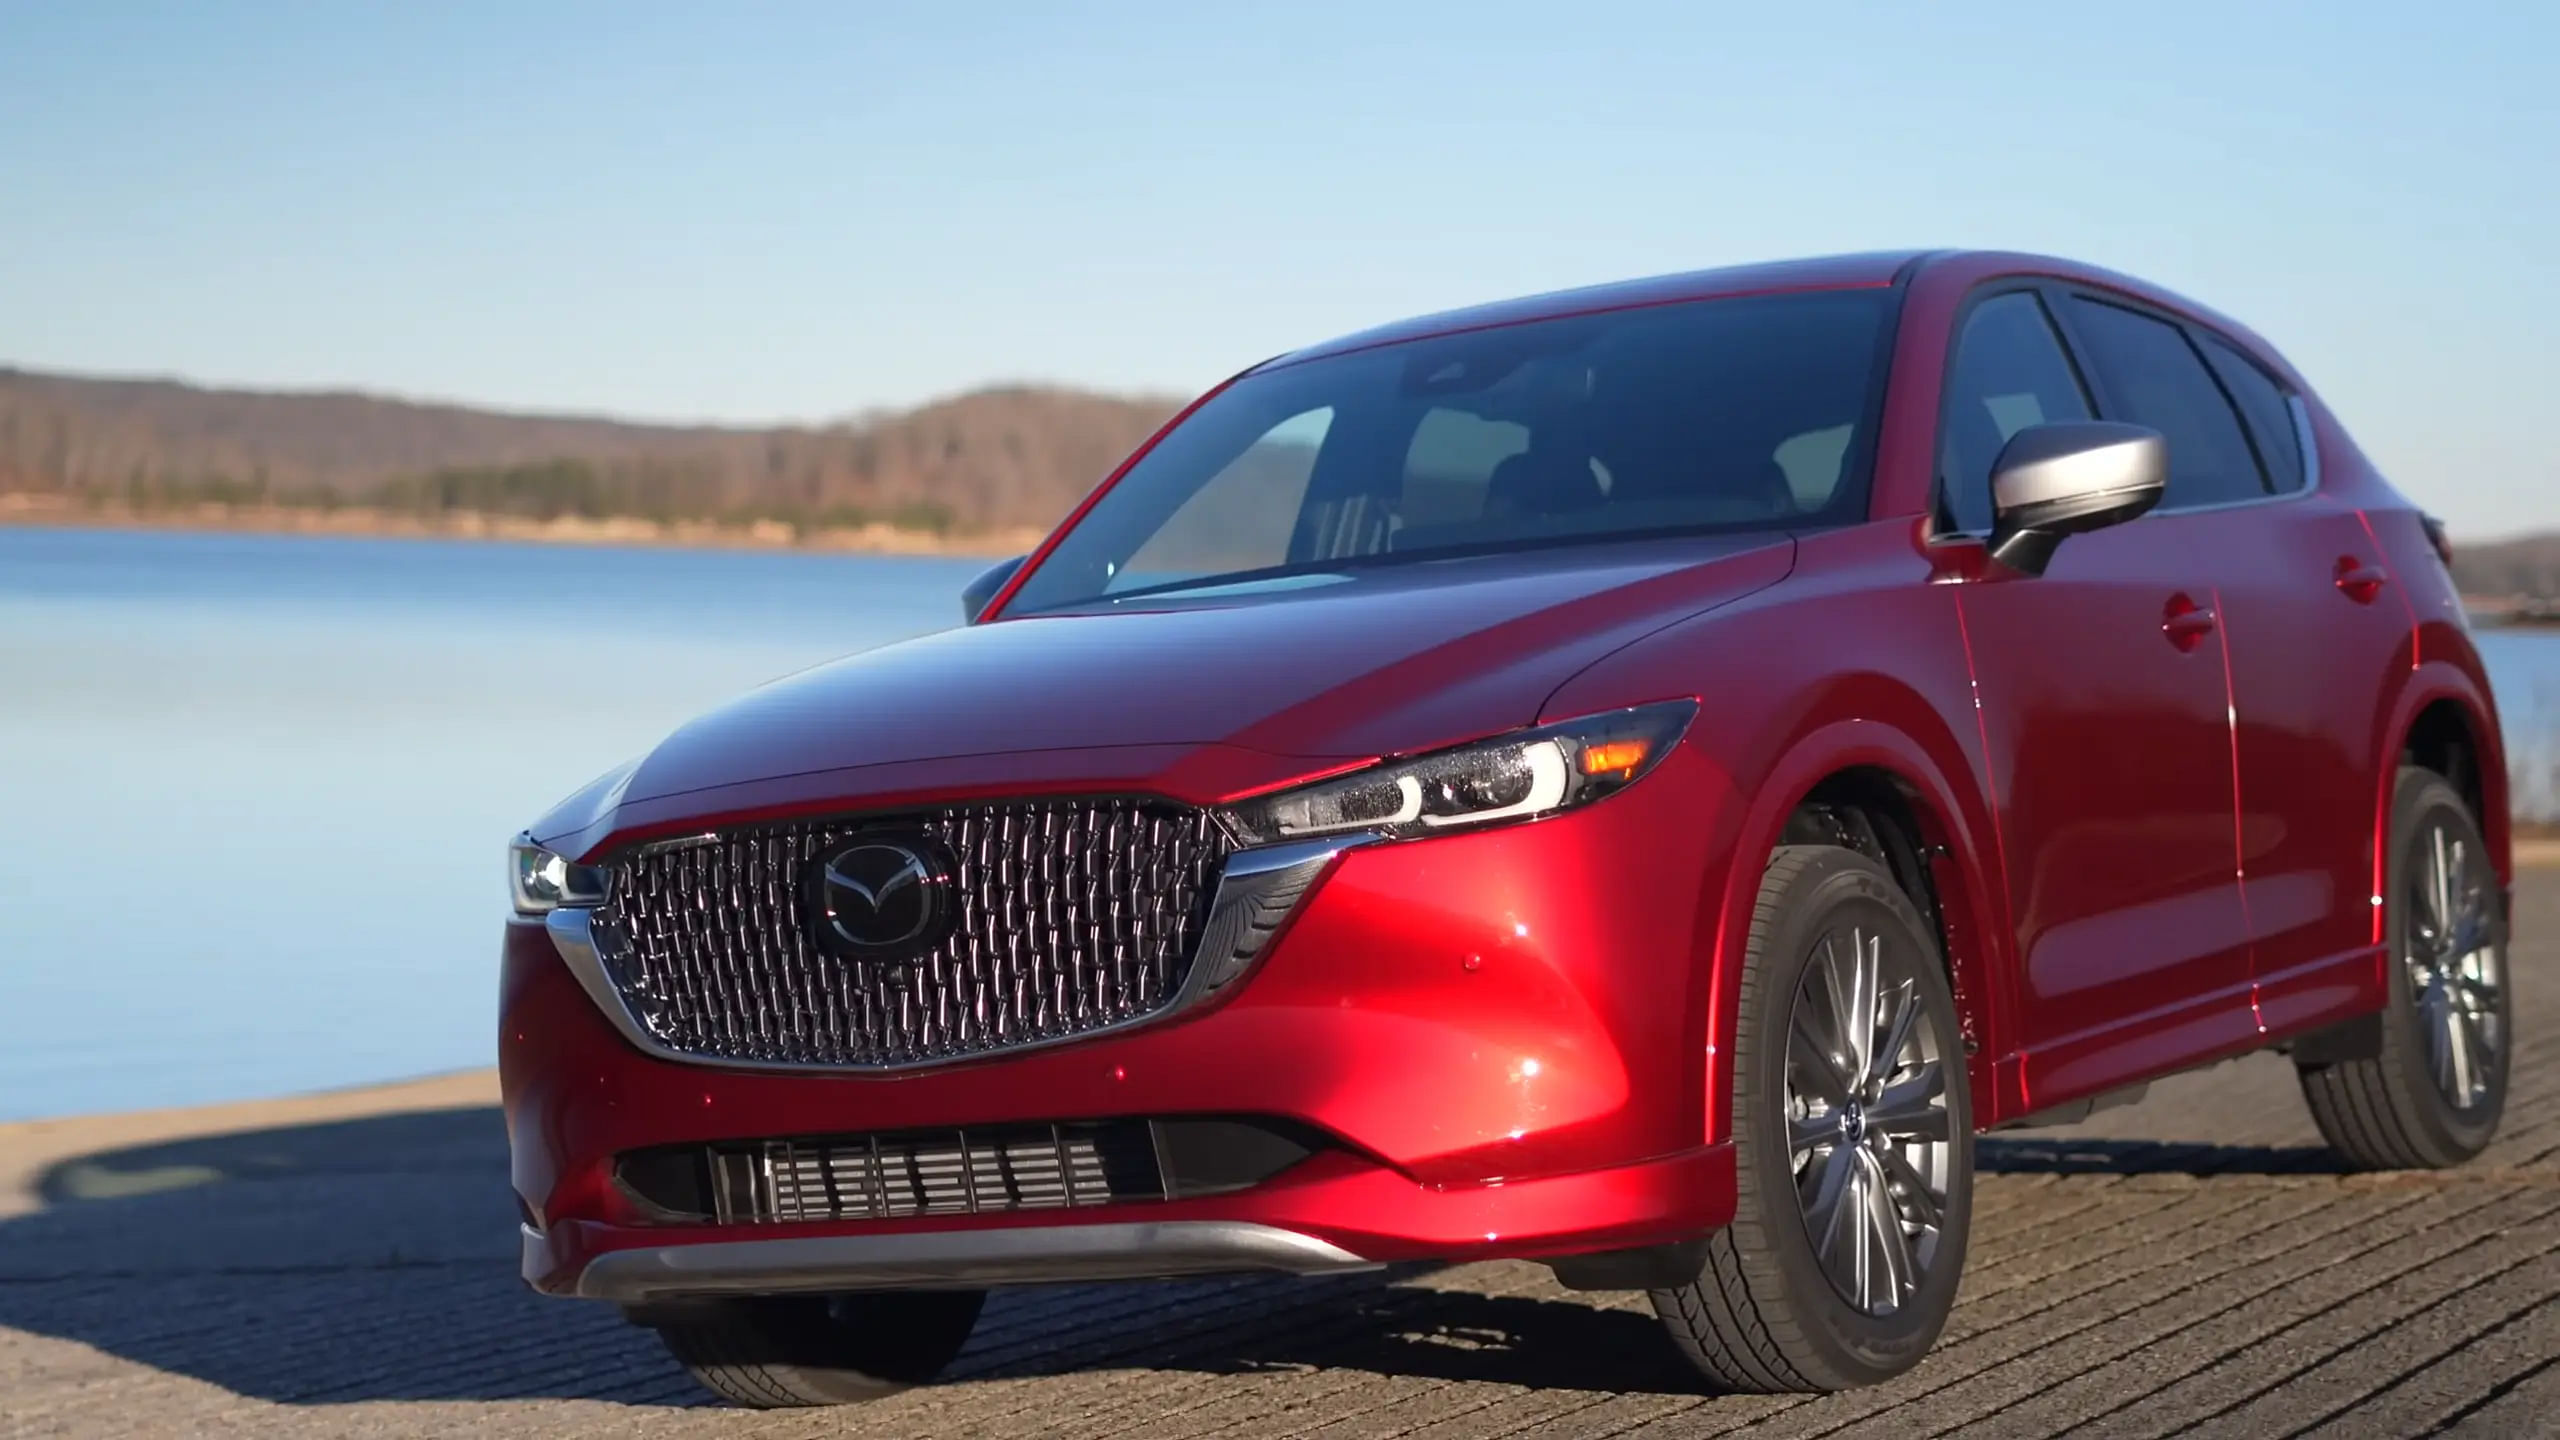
960 555 1026 624
1986 421 2168 576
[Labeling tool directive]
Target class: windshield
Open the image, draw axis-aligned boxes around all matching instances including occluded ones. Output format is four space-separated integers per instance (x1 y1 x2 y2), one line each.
1004 287 1896 614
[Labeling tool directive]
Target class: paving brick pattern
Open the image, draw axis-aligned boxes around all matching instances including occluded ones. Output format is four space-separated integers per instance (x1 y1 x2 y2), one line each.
6 880 2557 1437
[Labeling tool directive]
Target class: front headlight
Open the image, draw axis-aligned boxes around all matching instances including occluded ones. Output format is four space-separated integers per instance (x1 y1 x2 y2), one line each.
1224 700 1697 844
509 836 611 916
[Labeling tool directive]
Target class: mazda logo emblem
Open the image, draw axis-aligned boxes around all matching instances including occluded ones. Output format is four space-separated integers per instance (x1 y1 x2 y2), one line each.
804 834 956 962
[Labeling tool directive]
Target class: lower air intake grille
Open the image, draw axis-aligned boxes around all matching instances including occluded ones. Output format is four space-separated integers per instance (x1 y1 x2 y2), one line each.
616 1118 1320 1226
637 1122 1163 1225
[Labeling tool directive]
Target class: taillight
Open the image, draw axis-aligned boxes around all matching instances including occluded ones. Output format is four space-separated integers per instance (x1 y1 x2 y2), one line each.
2422 514 2455 569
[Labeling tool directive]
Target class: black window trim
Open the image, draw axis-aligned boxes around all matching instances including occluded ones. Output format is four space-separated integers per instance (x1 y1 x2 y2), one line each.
2042 281 2324 519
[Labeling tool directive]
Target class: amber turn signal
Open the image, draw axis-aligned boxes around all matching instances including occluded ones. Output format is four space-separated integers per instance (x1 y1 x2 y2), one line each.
1579 739 1652 777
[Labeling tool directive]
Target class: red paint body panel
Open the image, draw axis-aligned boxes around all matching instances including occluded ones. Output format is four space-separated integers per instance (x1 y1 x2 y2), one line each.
1953 513 2254 1106
503 250 2510 1294
1541 520 2020 1131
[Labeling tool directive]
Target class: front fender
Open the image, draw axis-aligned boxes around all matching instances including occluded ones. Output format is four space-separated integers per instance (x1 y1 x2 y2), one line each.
1698 714 2016 1140
1537 522 2017 1140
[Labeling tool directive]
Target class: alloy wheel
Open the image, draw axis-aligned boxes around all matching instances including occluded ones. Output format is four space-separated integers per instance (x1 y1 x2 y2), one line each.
1783 923 1954 1317
2404 821 2504 1113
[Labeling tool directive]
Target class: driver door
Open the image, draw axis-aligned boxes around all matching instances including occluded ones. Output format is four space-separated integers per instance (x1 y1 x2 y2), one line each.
1938 286 2256 1107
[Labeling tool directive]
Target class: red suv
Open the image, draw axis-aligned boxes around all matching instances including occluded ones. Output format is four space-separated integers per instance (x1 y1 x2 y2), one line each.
501 250 2511 1405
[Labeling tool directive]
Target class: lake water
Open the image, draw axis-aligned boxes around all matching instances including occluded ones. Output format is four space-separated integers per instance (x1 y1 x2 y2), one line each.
0 528 989 1122
5 526 2559 1122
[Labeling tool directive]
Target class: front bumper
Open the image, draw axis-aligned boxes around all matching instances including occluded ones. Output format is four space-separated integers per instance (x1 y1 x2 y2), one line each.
502 743 1744 1298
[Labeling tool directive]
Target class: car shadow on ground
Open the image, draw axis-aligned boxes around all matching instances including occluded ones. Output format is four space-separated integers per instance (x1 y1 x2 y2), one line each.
0 1106 2339 1407
0 1106 1701 1405
1976 1136 2347 1176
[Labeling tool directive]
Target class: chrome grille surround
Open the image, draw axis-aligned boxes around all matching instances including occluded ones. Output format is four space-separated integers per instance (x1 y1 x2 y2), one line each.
590 799 1235 1069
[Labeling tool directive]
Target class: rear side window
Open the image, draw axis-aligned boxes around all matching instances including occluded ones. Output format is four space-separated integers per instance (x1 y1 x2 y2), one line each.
2064 298 2268 509
2198 336 2306 492
1936 291 2092 533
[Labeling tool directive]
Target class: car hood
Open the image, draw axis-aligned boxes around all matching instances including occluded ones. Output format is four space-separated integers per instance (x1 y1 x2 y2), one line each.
550 535 1795 833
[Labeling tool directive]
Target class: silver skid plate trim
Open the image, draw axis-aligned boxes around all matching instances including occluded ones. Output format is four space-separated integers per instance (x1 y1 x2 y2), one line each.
573 1219 1375 1303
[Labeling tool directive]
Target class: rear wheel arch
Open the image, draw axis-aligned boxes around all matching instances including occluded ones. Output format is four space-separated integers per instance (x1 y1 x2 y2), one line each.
2401 694 2505 862
2382 672 2510 889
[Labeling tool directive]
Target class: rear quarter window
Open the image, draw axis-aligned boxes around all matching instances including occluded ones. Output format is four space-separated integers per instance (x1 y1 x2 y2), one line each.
2198 336 2307 493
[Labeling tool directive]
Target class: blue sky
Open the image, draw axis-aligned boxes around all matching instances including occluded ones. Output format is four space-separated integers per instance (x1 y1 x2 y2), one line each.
3 1 2553 535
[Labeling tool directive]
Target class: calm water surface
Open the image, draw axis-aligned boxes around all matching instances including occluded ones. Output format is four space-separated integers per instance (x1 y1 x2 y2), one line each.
5 526 2559 1121
1 528 987 1121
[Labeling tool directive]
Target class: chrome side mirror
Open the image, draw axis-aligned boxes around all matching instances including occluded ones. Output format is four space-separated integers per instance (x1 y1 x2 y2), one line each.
1987 422 2168 576
960 555 1026 624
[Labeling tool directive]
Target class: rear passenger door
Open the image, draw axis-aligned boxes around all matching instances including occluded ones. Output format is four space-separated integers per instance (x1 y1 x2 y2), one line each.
2055 292 2411 1034
1939 287 2257 1103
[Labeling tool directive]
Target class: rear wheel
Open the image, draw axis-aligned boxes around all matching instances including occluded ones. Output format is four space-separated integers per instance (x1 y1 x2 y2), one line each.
642 1290 984 1408
1652 845 1972 1392
2297 766 2509 1169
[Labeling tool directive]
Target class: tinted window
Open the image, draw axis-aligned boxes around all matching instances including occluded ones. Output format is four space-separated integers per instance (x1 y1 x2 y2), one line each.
1399 407 1531 529
1114 408 1328 588
2199 336 2305 492
1007 289 1893 612
2066 298 2268 508
1937 292 2091 533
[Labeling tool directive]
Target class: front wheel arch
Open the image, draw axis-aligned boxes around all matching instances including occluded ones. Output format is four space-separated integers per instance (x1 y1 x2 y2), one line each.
1701 722 2012 1144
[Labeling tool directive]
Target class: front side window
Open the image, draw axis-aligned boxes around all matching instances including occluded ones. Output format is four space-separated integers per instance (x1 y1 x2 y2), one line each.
1936 291 2093 534
1004 288 1894 613
2065 298 2269 509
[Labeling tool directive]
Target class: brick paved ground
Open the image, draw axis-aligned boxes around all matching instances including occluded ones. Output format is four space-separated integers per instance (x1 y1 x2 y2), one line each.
5 879 2557 1438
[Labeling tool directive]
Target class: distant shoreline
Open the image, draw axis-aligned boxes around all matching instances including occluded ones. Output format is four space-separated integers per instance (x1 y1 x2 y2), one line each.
11 495 2558 623
0 492 1040 559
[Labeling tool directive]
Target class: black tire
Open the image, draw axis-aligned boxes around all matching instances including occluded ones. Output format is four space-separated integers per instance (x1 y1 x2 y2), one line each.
2297 766 2510 1170
1651 845 1973 1392
644 1290 985 1408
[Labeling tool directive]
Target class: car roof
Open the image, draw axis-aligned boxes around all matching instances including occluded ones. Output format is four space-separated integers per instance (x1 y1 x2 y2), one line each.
1264 250 1933 370
1258 249 2293 385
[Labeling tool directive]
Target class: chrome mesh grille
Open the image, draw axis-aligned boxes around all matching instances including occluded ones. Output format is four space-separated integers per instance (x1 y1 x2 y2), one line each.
702 1123 1162 1224
594 800 1233 1068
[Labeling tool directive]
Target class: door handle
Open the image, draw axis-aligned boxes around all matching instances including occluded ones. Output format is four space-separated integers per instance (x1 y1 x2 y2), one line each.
2163 594 2217 652
2335 557 2390 604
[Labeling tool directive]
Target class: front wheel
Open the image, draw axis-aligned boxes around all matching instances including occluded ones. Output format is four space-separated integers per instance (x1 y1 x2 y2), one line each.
2297 766 2510 1170
1652 845 1973 1392
643 1289 985 1409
